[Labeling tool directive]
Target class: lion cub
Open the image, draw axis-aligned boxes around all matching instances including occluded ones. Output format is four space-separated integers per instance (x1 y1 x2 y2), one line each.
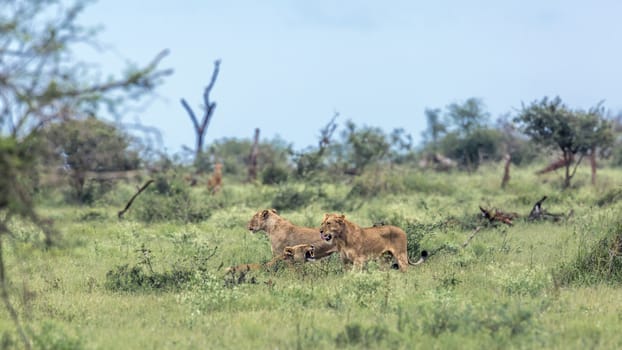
247 209 337 259
226 243 316 273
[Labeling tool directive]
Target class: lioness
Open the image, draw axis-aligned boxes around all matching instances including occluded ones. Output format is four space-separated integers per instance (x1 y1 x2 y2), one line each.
226 243 316 273
248 209 337 258
319 213 426 272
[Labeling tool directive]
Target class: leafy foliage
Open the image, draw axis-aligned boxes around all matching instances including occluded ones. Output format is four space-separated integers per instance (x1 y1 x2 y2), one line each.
515 97 614 188
43 117 141 202
130 174 212 223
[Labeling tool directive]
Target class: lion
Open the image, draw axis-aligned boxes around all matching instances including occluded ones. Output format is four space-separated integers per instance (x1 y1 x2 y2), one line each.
319 213 427 272
226 243 316 273
207 162 223 194
248 209 338 258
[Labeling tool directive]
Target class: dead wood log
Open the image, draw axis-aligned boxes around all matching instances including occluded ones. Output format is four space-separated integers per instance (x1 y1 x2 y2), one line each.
118 179 155 218
479 206 519 226
527 195 570 222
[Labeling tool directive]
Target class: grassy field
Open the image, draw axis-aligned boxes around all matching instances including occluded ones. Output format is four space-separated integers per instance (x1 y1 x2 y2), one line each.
1 164 622 349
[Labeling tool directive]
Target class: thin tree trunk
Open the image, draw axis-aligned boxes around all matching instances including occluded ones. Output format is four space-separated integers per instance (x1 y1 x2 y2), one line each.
501 154 511 189
590 146 597 185
248 128 260 182
564 151 571 189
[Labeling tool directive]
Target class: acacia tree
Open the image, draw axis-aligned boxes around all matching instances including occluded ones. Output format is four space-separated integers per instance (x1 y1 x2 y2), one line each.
44 116 141 202
439 98 497 171
514 97 614 189
446 97 489 136
0 1 170 348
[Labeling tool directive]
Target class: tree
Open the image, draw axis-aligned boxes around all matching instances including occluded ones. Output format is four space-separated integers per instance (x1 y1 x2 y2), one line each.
422 108 445 150
446 97 489 136
340 120 391 175
44 116 141 202
434 98 498 171
514 97 614 188
180 60 221 169
438 128 503 171
574 105 614 185
0 1 170 347
291 113 338 179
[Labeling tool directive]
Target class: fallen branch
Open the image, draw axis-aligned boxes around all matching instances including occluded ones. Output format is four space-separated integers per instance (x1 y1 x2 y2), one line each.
462 226 482 248
527 196 569 222
118 179 155 218
479 206 519 226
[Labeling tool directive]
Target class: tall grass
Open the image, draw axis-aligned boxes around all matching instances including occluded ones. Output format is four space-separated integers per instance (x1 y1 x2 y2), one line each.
2 164 622 349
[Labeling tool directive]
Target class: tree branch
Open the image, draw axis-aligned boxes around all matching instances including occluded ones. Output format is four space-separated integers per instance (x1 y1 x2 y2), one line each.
180 98 200 132
118 179 155 218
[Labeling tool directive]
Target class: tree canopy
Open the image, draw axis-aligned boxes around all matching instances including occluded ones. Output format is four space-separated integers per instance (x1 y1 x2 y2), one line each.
514 96 614 188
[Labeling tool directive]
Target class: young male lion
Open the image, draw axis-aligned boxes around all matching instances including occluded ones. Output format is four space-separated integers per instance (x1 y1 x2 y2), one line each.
225 243 316 273
248 209 337 258
319 213 426 272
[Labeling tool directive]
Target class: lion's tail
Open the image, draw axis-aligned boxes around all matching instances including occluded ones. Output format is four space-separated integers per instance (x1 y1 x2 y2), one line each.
409 250 428 266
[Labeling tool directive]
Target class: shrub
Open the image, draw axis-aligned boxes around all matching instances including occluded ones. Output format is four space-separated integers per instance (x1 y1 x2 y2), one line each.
104 243 217 292
334 322 389 348
31 322 83 350
554 224 622 286
131 174 211 223
261 165 289 185
271 186 316 211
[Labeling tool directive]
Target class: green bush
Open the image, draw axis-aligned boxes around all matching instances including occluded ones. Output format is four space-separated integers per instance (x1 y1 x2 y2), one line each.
31 322 84 350
104 264 194 292
261 165 289 185
271 186 316 211
335 322 390 348
131 174 211 223
105 243 217 292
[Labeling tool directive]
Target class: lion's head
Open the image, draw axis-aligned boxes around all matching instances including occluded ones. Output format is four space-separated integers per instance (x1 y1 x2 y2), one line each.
248 209 278 233
319 213 346 243
283 244 315 262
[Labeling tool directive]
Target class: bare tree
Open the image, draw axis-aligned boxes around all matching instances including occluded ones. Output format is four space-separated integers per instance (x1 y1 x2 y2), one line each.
248 128 260 181
180 60 221 165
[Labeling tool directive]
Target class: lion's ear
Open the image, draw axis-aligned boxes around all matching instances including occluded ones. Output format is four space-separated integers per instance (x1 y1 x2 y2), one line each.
270 208 278 214
284 247 293 256
262 209 270 219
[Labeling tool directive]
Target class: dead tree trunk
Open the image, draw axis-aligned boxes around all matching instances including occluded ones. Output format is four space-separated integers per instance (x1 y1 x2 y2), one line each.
248 128 260 182
590 146 597 185
180 59 221 166
501 153 511 189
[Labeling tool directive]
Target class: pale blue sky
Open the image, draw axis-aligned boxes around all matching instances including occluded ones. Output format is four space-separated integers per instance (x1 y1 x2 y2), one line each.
78 0 622 153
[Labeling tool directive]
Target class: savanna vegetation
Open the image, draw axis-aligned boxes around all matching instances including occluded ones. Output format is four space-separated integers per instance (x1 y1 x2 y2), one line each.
2 1 622 349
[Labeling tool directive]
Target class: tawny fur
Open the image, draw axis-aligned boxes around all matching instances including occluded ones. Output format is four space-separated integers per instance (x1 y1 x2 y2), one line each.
319 213 422 272
248 209 337 258
226 243 315 273
207 163 223 193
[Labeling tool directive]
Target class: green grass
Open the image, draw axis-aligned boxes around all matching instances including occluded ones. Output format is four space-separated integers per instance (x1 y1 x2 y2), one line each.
2 163 622 349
